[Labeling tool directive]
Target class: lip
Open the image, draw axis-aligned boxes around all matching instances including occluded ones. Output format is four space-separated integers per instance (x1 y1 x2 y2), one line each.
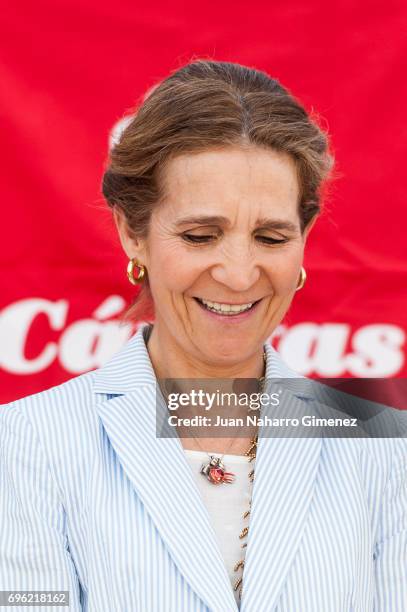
193 297 262 322
194 298 261 306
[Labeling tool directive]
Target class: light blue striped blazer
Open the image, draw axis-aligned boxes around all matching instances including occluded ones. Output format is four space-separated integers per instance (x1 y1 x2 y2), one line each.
1 322 406 611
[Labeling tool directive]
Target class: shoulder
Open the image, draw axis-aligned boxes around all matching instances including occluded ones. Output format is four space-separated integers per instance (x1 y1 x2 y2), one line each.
0 322 152 435
0 323 153 487
357 436 407 481
1 370 99 434
0 372 103 488
264 346 407 492
0 371 105 515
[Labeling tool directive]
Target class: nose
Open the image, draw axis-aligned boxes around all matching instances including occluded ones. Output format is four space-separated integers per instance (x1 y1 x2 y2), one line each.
210 246 261 293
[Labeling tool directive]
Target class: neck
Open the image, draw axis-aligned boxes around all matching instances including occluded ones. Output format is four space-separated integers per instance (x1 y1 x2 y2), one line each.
145 321 266 383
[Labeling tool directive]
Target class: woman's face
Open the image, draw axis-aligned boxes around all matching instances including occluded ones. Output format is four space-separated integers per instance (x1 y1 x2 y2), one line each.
117 145 315 365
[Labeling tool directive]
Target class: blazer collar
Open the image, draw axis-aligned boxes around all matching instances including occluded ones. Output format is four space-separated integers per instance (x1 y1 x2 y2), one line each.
92 323 322 612
92 322 157 393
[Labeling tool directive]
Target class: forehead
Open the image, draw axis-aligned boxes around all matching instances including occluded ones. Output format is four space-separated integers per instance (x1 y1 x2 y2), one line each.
157 146 300 221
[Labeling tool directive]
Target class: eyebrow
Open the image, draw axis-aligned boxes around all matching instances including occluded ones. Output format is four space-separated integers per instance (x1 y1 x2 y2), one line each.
174 215 299 232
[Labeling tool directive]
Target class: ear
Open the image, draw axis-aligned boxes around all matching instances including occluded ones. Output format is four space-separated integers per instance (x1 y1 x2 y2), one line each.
302 214 319 244
113 207 147 262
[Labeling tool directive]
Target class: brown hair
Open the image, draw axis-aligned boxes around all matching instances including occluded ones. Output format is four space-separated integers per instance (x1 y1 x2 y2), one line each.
102 59 334 323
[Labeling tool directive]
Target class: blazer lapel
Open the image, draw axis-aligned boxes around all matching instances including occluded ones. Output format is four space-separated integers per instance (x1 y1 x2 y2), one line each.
93 324 238 612
240 408 322 611
240 344 322 612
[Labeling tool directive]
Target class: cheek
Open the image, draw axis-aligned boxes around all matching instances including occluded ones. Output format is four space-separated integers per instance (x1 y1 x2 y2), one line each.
267 250 304 293
146 243 205 295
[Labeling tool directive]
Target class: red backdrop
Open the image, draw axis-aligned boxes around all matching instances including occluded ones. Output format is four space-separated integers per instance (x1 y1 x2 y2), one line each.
1 1 406 403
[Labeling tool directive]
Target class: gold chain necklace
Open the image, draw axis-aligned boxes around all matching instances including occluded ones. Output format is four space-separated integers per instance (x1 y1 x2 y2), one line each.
233 433 258 600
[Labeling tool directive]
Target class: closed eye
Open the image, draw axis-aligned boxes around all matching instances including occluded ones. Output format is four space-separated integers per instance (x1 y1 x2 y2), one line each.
181 233 289 245
256 236 289 245
182 234 218 244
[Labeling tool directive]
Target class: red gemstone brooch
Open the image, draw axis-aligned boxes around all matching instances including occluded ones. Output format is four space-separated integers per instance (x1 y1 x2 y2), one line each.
200 456 236 485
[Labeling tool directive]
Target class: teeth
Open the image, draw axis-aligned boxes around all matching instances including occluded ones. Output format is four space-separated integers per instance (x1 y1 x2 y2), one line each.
200 299 253 314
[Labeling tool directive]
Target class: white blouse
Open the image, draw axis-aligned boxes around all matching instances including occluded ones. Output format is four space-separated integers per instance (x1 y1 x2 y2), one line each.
184 450 255 607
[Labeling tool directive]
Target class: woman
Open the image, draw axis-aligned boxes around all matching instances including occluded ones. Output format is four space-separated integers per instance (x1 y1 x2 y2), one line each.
1 60 406 612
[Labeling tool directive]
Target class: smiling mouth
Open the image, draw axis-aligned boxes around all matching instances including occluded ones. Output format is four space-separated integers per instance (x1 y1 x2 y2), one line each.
193 297 262 315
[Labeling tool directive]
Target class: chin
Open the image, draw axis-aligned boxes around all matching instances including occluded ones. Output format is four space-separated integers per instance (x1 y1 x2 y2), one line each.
200 341 253 364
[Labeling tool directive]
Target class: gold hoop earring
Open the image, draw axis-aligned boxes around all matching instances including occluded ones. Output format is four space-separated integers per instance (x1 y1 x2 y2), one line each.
127 258 146 285
296 266 306 291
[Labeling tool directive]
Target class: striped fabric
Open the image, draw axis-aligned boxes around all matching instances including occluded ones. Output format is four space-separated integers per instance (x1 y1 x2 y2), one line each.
0 322 406 611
